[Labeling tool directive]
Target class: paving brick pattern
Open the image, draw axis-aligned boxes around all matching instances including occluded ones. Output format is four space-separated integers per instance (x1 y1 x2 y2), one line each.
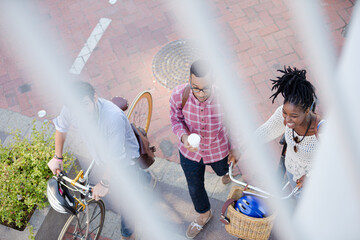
0 0 356 164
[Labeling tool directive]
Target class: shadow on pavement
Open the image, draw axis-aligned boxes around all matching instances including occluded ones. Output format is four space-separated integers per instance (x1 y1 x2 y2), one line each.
155 180 238 240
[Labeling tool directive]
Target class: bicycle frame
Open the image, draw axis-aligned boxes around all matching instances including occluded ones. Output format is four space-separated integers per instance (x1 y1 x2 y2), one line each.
228 162 299 200
57 159 95 192
56 159 97 238
54 159 106 240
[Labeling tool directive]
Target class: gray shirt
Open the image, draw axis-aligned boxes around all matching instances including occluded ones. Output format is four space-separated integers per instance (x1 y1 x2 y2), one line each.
53 98 140 166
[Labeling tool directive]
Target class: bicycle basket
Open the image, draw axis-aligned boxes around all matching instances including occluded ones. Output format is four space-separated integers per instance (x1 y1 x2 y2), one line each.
47 178 76 215
223 185 276 240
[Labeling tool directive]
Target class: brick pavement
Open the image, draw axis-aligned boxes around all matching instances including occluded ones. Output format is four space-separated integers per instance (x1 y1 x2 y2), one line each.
0 0 356 163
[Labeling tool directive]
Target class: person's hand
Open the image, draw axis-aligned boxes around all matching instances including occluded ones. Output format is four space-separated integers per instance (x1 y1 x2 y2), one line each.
181 134 199 152
227 149 241 165
48 157 63 175
92 183 109 201
296 175 306 189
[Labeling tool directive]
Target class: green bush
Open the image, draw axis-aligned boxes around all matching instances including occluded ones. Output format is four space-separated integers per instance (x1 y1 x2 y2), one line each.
0 122 74 230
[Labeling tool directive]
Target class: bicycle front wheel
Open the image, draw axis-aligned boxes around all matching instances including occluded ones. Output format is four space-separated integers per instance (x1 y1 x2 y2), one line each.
58 199 105 240
127 91 153 134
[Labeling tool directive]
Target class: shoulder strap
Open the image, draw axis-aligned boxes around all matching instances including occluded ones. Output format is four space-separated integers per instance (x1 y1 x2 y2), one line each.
220 198 237 225
181 84 191 109
314 115 322 138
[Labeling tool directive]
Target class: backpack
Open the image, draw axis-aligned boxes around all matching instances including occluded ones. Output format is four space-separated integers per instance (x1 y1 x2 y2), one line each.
111 96 156 169
130 124 156 169
181 84 191 109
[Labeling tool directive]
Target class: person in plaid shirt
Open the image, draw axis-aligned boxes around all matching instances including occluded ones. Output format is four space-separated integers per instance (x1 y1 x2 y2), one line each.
170 60 239 238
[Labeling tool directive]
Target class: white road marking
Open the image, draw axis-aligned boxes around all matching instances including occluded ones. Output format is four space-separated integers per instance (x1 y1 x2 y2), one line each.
69 18 112 74
109 0 117 5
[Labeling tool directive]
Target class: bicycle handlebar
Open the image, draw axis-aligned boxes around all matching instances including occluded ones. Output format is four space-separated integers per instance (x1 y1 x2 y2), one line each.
55 170 92 194
228 162 298 200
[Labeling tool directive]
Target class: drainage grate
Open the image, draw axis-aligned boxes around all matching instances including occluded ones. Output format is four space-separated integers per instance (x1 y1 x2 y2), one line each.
18 84 32 93
152 40 202 90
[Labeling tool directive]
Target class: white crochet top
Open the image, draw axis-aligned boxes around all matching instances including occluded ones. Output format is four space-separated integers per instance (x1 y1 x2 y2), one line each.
255 105 323 181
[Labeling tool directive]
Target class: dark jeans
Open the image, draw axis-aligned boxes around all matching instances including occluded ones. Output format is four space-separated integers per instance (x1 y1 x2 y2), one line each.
286 171 302 200
121 219 133 238
179 151 229 214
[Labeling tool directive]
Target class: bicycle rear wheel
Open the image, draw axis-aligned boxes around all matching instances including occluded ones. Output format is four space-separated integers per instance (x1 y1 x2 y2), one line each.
127 91 153 134
58 199 105 240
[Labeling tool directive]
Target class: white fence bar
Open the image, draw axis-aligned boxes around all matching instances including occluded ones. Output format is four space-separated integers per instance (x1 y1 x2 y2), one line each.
287 1 360 239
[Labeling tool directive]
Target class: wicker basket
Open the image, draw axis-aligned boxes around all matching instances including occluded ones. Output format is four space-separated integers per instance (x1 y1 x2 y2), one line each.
224 185 276 240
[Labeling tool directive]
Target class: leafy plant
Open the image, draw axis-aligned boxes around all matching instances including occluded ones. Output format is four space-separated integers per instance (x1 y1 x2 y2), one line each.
0 121 74 230
28 224 35 240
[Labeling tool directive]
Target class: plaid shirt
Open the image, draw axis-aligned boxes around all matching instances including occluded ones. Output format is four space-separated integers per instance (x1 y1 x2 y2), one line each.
170 83 231 164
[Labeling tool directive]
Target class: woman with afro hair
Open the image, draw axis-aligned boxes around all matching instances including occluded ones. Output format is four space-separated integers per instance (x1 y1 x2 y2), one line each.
255 66 325 195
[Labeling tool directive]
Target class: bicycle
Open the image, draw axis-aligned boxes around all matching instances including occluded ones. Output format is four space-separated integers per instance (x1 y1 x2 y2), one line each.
47 90 154 240
220 162 299 240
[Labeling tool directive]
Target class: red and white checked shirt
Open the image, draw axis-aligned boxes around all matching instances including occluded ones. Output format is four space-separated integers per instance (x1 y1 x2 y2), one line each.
170 83 232 164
